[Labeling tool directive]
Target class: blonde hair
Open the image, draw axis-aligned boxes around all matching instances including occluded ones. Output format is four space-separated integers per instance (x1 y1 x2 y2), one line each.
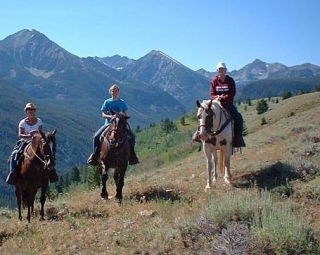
24 103 37 112
109 84 120 93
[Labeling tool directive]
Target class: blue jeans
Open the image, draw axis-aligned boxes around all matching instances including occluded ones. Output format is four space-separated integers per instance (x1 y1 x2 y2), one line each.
92 125 108 152
223 104 243 136
92 125 136 152
9 139 27 173
9 149 19 173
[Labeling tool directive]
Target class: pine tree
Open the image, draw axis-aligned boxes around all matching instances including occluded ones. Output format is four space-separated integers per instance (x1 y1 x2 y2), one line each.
256 99 268 115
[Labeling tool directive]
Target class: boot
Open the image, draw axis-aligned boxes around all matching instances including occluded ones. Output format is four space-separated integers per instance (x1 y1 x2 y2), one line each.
192 130 201 143
49 168 59 183
6 172 17 185
129 150 139 165
233 134 246 148
87 149 99 166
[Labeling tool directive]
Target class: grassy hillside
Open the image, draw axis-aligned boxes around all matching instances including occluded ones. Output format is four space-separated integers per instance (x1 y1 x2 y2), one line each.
1 92 320 254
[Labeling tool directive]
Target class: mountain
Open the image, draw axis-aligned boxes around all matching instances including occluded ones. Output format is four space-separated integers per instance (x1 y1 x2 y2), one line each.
197 59 320 87
98 50 210 110
0 29 186 179
95 54 135 70
1 29 320 178
236 76 320 101
0 29 186 125
1 29 320 208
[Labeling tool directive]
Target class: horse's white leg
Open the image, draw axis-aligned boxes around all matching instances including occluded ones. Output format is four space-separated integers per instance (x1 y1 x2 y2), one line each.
212 150 218 182
204 145 214 190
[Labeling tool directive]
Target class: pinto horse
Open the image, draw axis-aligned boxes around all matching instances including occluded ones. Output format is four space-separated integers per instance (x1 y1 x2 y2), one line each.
99 112 131 204
196 99 233 189
15 129 57 222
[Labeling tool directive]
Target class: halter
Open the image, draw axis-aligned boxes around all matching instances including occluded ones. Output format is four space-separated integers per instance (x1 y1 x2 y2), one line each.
105 113 129 148
23 134 55 169
198 100 231 137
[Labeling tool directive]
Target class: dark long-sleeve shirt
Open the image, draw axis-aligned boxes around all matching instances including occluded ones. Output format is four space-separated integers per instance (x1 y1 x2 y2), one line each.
209 75 236 105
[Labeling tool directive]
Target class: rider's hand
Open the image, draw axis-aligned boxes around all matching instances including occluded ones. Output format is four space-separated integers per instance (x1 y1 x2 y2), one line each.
29 130 39 136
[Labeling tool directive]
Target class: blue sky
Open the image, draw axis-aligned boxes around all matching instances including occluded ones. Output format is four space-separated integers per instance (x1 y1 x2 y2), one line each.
1 0 320 71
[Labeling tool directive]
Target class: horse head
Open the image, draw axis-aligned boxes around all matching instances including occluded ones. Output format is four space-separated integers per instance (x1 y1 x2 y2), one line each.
32 129 57 170
108 112 130 146
196 99 215 141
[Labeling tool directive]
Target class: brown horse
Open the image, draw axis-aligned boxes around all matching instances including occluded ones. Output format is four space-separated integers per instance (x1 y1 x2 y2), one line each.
15 129 57 222
99 112 131 204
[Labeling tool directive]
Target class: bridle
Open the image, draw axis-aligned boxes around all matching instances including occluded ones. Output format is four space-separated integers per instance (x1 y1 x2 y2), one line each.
198 101 231 137
106 113 129 147
24 134 56 170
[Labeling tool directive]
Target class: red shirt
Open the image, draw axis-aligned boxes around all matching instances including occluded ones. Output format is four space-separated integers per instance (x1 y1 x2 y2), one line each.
210 75 236 105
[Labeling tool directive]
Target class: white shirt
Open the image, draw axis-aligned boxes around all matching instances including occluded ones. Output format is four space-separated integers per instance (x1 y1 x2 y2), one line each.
19 118 43 135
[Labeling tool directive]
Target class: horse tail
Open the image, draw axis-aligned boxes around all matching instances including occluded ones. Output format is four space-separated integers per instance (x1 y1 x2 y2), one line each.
219 150 225 175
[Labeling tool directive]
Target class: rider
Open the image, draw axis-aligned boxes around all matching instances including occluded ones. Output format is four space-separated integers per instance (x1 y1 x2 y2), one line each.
87 84 139 166
193 62 246 148
5 103 59 185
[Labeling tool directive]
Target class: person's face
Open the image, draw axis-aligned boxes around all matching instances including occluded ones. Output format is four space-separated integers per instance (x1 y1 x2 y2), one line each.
217 67 226 76
110 88 119 98
25 108 36 116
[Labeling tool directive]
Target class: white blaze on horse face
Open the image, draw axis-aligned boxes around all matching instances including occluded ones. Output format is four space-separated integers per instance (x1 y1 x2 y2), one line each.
199 118 206 135
198 108 209 141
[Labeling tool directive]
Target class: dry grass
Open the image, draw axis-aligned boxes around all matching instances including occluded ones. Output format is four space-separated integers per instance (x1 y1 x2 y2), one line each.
1 92 320 254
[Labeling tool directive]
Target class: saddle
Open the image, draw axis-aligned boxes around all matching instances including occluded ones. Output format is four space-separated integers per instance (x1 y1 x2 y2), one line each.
12 139 31 172
100 125 130 148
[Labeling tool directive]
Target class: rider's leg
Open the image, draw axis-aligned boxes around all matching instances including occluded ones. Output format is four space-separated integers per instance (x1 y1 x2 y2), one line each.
87 125 108 166
127 129 139 165
6 149 19 185
226 105 246 147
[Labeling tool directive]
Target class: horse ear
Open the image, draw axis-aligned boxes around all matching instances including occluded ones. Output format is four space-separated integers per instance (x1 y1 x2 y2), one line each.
110 109 116 115
196 100 201 107
52 129 57 135
40 131 46 138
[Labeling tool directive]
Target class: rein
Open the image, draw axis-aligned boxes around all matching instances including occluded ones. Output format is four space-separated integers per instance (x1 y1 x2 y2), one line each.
102 115 128 148
23 141 51 168
199 104 231 137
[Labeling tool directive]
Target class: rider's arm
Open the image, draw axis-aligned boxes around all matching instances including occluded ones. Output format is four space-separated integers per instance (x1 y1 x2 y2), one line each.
19 127 32 139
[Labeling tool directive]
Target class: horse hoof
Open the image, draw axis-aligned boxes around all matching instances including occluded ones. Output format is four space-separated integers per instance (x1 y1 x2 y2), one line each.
205 185 212 192
224 178 231 184
100 192 108 199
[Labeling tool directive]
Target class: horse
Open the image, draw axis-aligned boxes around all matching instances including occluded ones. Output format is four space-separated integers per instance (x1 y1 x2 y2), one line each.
98 112 131 204
14 129 57 222
196 99 233 189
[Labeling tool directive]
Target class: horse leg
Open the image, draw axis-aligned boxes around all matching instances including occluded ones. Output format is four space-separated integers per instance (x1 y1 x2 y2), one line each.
100 173 108 199
26 189 37 223
204 146 215 190
15 187 22 221
212 150 218 182
114 168 125 204
39 184 48 220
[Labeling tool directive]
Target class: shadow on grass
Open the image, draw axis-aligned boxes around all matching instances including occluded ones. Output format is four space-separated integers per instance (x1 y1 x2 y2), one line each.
130 187 181 203
232 161 300 190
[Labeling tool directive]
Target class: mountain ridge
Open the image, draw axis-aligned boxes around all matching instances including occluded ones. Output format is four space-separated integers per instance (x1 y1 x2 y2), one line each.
1 28 320 177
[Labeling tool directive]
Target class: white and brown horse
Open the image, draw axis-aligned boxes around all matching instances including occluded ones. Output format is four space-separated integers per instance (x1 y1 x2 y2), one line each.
196 99 233 189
